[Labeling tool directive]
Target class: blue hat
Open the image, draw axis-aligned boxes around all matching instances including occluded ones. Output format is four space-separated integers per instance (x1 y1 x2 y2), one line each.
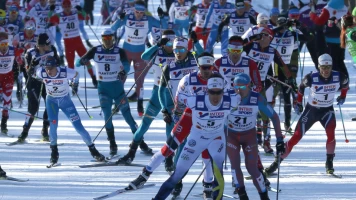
288 7 299 15
45 56 57 67
9 5 19 12
234 73 251 85
270 7 280 16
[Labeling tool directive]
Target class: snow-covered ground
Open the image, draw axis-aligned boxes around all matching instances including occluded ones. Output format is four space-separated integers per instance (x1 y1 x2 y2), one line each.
1 0 356 200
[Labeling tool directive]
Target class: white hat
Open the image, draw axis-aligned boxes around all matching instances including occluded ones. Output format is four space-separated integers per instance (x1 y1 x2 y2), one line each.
198 56 214 66
257 13 269 24
318 53 333 66
173 37 188 49
207 77 224 90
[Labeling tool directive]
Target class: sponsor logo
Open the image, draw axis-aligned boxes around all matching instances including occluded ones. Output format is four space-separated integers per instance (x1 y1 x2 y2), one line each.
184 147 195 154
227 142 237 149
188 139 196 147
180 153 189 160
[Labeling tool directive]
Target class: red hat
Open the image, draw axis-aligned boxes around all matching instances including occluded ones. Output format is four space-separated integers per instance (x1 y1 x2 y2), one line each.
259 27 274 38
62 0 71 6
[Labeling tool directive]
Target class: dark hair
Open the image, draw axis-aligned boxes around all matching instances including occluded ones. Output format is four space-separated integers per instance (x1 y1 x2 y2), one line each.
228 35 243 43
162 29 175 35
209 72 223 79
340 15 354 49
198 52 214 58
135 0 146 7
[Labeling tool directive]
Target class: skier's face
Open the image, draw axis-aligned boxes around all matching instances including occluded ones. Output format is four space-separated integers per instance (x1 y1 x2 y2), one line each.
39 0 47 7
228 47 243 61
258 31 272 47
236 7 245 16
319 65 332 78
0 41 8 54
49 0 56 5
203 0 211 5
208 89 223 106
134 9 145 20
173 46 188 60
45 66 57 76
199 65 213 80
102 35 114 49
62 4 72 13
25 28 35 37
234 83 249 97
178 0 184 4
270 15 278 24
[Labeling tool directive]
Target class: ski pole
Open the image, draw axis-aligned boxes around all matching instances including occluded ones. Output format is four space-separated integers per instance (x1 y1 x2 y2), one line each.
0 106 54 123
71 84 93 119
92 54 157 142
276 153 281 200
224 128 228 170
267 75 292 93
84 65 88 109
184 163 208 200
338 104 349 143
283 113 299 137
36 82 44 117
88 23 102 44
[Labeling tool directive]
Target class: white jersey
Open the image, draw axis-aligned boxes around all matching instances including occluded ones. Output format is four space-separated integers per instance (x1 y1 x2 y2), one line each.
308 71 341 108
186 94 237 134
27 3 50 35
0 46 16 74
124 14 149 45
57 11 80 39
93 46 124 82
167 58 197 96
195 3 212 28
247 43 275 81
36 67 76 97
169 1 191 22
152 49 175 86
270 31 294 64
229 12 252 36
218 56 250 91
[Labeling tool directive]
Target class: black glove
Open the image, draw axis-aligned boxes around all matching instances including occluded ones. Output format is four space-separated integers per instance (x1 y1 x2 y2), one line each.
286 77 298 93
294 101 303 115
49 4 56 11
120 12 126 20
276 138 285 155
162 109 173 125
75 5 82 11
222 15 230 26
157 7 164 17
190 31 198 43
27 67 35 76
30 58 40 68
249 33 262 41
286 20 294 27
118 70 126 81
157 37 170 47
294 20 301 28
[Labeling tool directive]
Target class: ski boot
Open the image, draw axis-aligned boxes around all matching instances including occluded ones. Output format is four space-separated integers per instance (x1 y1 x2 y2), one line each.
88 144 106 162
171 181 183 198
91 75 98 88
17 125 30 143
59 55 65 66
137 99 144 117
139 139 153 155
264 156 283 177
263 139 274 154
325 154 335 174
259 190 270 200
164 155 174 173
41 125 50 142
0 166 6 178
260 169 270 187
284 122 293 135
1 116 9 133
117 142 138 164
128 91 138 102
50 145 59 164
257 124 263 146
127 167 152 190
71 82 79 96
85 40 93 48
234 186 249 200
109 140 118 156
202 181 213 200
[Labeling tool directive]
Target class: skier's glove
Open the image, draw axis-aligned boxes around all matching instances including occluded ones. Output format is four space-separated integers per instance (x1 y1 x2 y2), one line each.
173 110 182 124
49 4 56 11
118 70 126 81
157 7 164 17
162 109 173 125
294 102 303 115
75 5 82 11
276 138 285 155
157 37 170 47
120 12 126 20
286 77 298 93
30 58 40 68
336 96 345 106
190 31 198 43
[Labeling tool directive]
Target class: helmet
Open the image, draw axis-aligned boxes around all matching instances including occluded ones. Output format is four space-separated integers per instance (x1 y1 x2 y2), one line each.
24 20 36 30
257 13 269 24
101 28 115 37
318 54 333 66
341 15 353 29
45 56 57 67
0 9 6 19
270 7 280 16
234 73 251 86
38 33 51 45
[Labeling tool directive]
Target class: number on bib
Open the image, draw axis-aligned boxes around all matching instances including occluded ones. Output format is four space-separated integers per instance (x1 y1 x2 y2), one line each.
134 29 139 36
104 63 110 71
234 116 247 124
66 22 75 29
281 46 286 54
257 62 264 70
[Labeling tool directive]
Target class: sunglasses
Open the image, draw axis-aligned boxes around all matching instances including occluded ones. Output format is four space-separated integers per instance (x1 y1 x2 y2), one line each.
200 65 212 70
10 10 18 14
319 65 332 69
234 85 248 90
208 89 223 95
289 14 300 19
228 48 243 54
261 33 271 37
165 41 173 46
173 48 187 53
259 20 269 25
135 10 145 14
0 42 8 47
102 35 113 40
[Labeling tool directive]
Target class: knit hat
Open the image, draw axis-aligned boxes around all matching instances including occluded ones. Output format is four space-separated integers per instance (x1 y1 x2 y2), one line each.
234 73 251 85
37 33 51 45
45 56 57 67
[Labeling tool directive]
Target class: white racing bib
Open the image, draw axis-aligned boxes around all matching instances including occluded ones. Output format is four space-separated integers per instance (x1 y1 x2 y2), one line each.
93 46 124 82
0 47 15 74
58 12 80 39
247 43 275 81
308 71 340 107
229 13 251 36
270 32 294 64
124 15 149 45
174 2 190 20
152 49 175 86
196 4 211 28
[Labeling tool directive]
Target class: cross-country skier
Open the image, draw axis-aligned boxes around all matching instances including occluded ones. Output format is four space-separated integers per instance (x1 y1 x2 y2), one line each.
15 33 59 143
269 7 279 26
243 0 258 20
110 0 165 116
35 56 105 165
153 75 237 200
264 53 349 177
76 28 151 157
202 0 235 55
227 73 284 200
241 12 274 40
48 0 97 89
168 0 191 37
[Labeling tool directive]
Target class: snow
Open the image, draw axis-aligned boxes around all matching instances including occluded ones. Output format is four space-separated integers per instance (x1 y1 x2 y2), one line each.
1 0 356 200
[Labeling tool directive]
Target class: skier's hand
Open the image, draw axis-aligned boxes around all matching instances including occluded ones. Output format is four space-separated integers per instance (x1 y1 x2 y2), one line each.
120 12 126 20
75 5 82 11
157 7 164 17
276 138 285 155
162 109 173 125
117 70 126 81
337 96 345 106
253 85 262 93
286 77 298 92
49 4 56 11
30 58 40 68
172 112 181 124
27 66 35 76
294 101 303 115
157 37 170 47
190 31 198 43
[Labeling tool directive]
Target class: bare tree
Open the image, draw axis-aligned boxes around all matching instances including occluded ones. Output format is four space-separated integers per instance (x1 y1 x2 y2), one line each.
282 0 289 10
273 0 278 7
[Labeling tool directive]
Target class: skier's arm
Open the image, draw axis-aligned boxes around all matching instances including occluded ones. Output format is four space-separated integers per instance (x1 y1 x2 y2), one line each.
111 15 127 32
168 3 175 23
66 67 80 83
76 47 97 67
119 48 130 73
258 94 283 139
175 75 190 114
192 41 204 56
310 8 329 26
248 59 262 91
202 4 214 29
296 73 312 103
141 46 159 61
158 64 170 111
